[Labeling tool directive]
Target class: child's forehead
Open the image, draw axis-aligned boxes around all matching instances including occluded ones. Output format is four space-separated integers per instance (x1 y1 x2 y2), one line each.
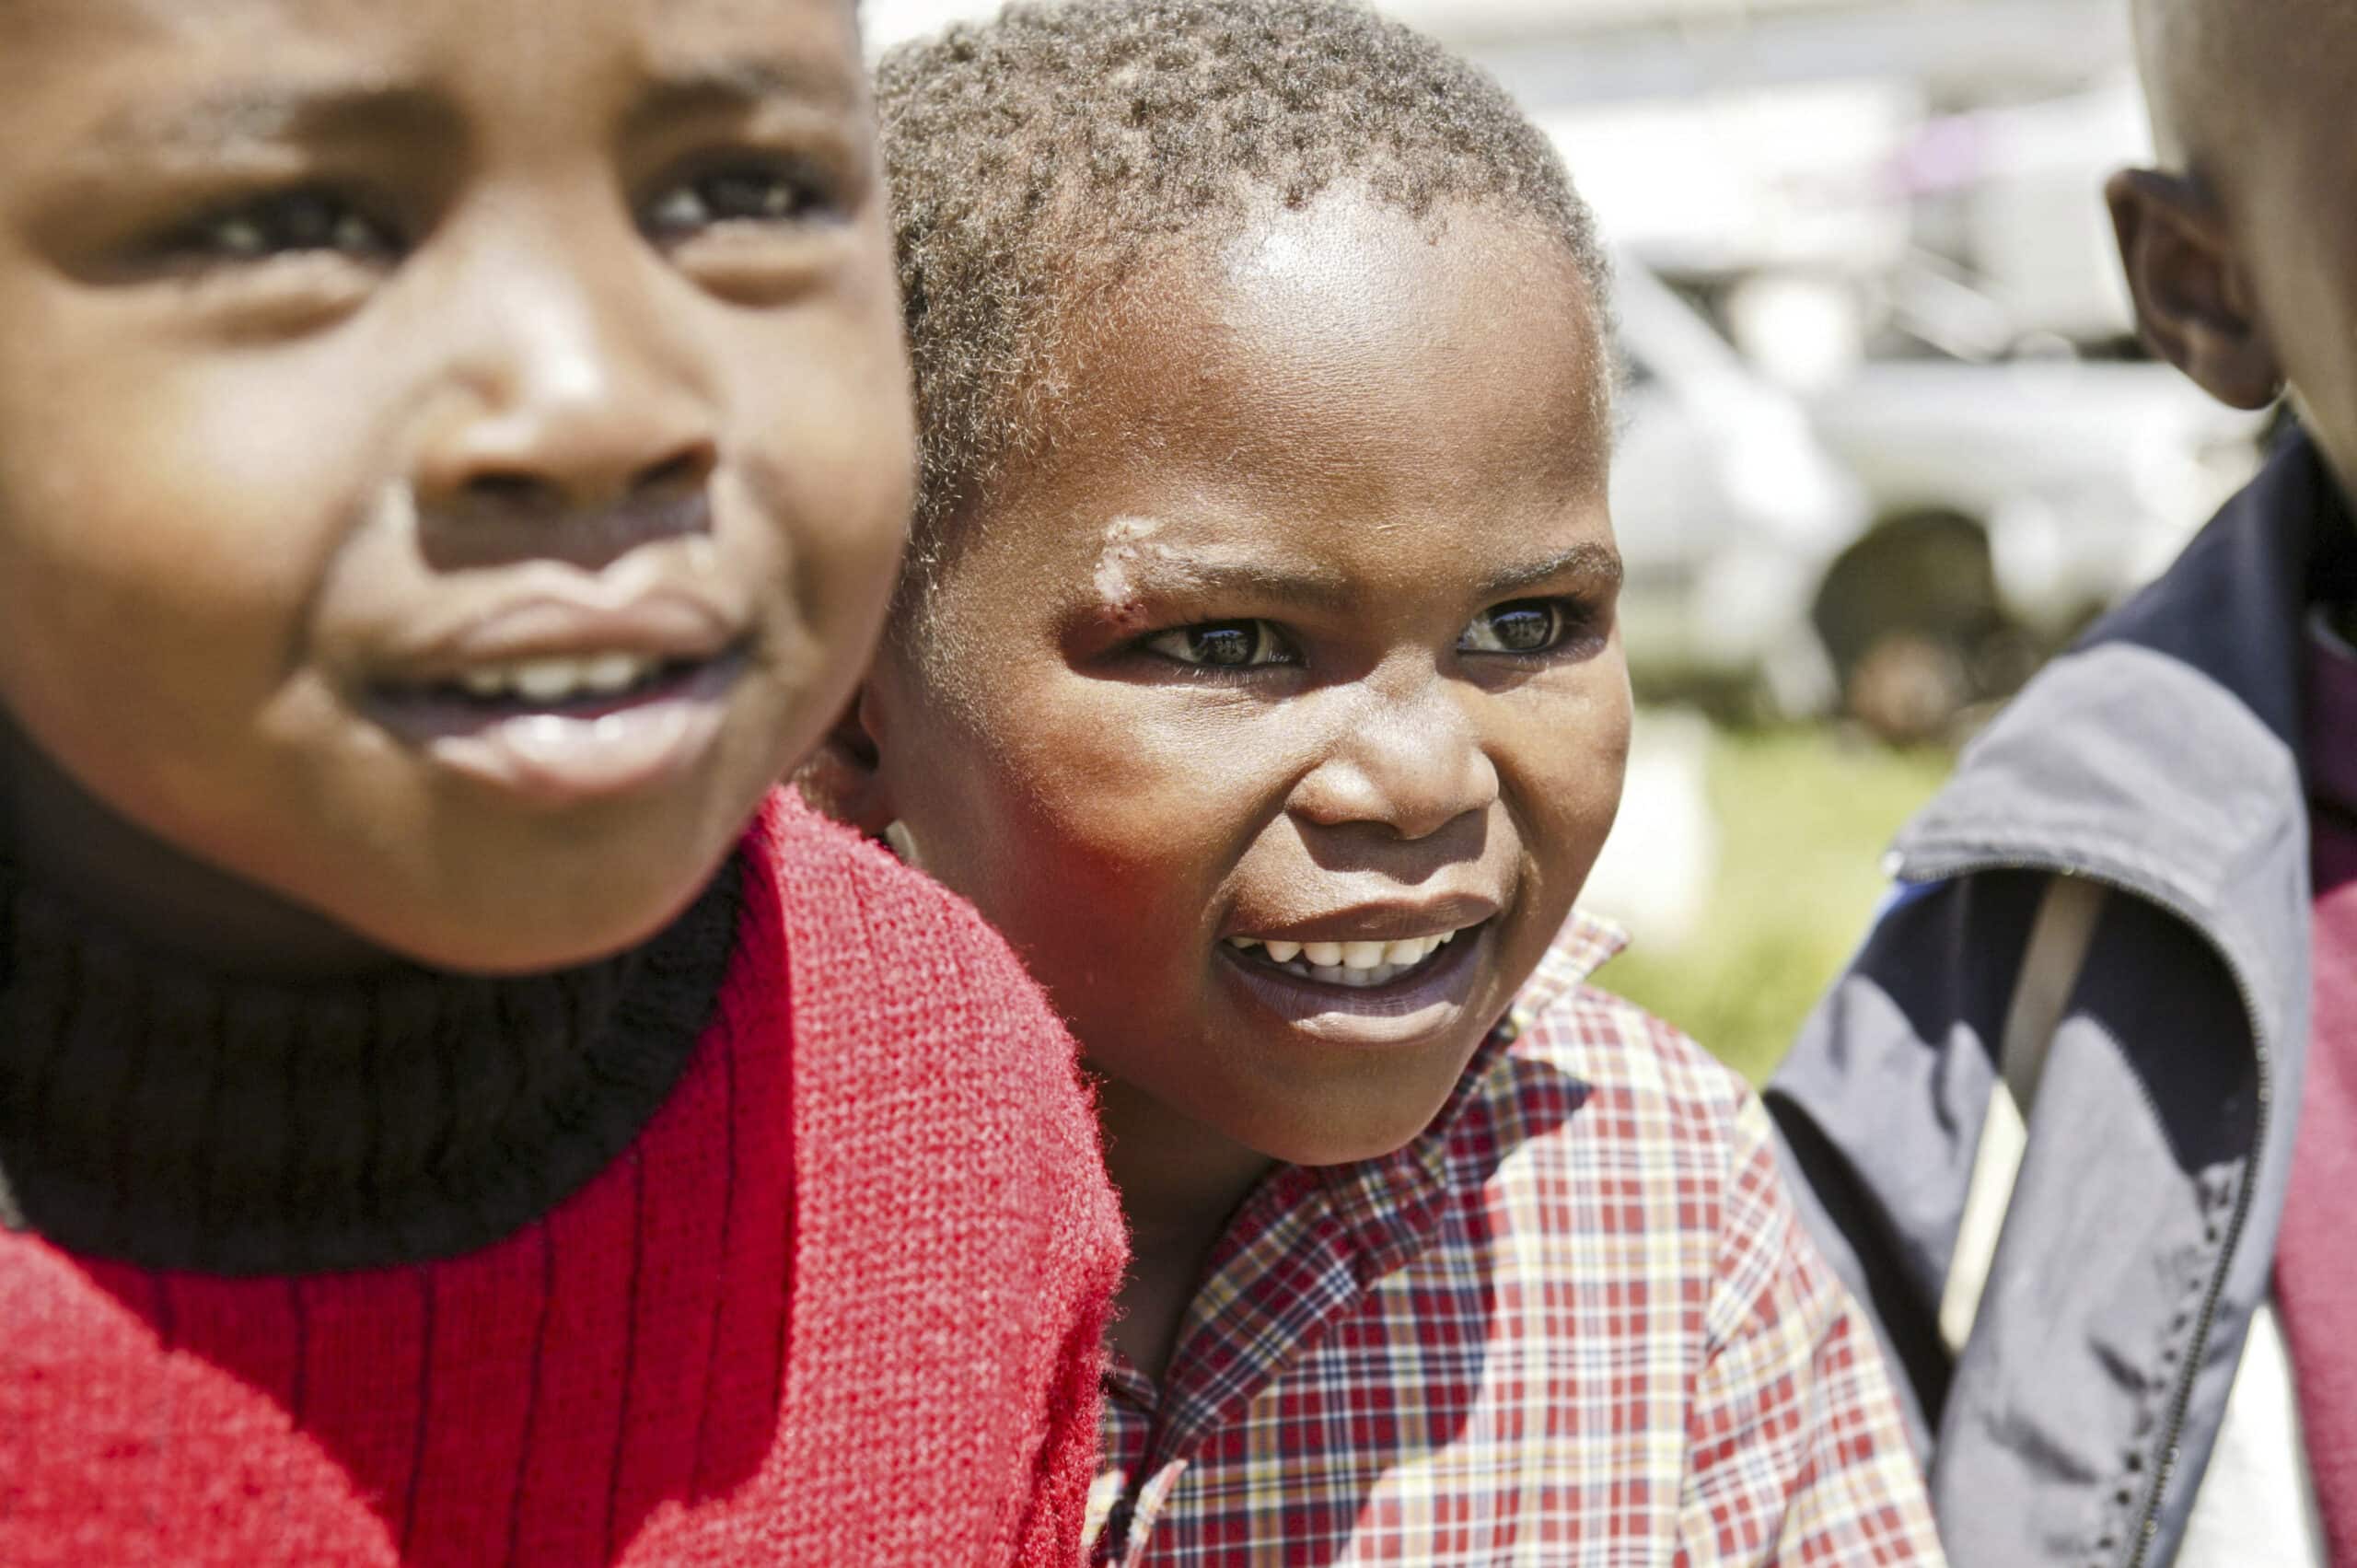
0 0 862 120
0 0 853 33
942 194 1612 620
1209 192 1596 363
1052 193 1608 500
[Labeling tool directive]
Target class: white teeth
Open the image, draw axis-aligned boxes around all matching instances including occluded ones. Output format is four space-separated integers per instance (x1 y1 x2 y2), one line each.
447 654 660 705
582 653 645 694
1229 924 1479 983
515 659 586 703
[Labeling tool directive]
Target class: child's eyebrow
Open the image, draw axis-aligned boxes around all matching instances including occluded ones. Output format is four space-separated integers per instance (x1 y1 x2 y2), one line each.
84 81 454 160
1115 557 1358 613
1104 545 1621 613
628 55 863 130
77 55 858 165
1480 543 1622 598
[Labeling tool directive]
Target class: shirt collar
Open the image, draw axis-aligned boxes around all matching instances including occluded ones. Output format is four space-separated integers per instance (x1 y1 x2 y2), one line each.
1107 909 1629 1440
1306 908 1628 1279
1500 908 1629 1040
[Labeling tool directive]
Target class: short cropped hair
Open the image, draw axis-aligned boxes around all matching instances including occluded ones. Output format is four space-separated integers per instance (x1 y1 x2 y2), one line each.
875 0 1611 586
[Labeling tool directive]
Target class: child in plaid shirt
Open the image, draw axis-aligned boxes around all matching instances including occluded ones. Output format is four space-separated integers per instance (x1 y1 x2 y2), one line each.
812 2 1941 1561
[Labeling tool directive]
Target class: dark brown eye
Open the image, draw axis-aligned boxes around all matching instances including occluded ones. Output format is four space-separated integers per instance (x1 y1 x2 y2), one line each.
642 162 837 238
178 189 399 264
1459 601 1567 655
1144 620 1294 669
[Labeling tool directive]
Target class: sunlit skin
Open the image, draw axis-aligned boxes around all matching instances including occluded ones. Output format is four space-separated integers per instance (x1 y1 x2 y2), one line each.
0 0 911 978
841 193 1629 1374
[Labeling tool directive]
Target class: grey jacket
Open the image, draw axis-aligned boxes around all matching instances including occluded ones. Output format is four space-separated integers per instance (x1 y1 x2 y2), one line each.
1767 429 2343 1568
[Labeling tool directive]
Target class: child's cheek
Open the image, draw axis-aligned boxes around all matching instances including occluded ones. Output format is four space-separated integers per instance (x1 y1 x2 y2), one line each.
1523 670 1632 901
0 342 366 742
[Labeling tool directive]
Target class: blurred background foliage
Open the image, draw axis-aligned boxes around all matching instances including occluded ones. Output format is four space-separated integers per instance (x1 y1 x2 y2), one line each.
1595 725 1950 1082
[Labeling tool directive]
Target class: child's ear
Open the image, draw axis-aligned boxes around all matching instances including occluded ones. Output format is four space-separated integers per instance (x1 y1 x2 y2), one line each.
794 687 897 837
2107 168 2282 410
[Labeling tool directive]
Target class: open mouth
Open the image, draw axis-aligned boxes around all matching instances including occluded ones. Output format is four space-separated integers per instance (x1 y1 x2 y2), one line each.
361 642 751 806
1221 923 1482 991
372 645 745 728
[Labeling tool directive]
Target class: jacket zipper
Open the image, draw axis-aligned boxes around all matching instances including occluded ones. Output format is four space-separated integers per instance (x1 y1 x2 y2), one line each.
1889 851 2272 1568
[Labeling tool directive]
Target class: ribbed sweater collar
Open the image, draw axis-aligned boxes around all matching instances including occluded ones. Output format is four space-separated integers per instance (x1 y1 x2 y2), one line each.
0 854 740 1276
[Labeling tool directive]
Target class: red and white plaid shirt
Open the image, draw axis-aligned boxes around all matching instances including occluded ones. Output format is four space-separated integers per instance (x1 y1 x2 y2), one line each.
1087 912 1943 1566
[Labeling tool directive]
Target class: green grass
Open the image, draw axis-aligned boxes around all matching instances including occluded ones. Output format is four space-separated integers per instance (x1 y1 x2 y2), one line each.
1594 726 1953 1085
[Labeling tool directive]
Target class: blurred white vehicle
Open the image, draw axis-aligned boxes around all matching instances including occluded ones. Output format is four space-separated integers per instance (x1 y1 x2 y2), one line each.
1612 254 2266 737
1610 257 1866 717
1799 336 2265 738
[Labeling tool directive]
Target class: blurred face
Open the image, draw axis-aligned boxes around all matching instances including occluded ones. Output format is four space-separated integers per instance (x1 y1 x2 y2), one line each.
0 0 912 973
867 195 1628 1168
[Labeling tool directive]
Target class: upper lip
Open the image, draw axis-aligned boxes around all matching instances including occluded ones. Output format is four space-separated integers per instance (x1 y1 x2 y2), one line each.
363 583 744 689
1223 893 1502 947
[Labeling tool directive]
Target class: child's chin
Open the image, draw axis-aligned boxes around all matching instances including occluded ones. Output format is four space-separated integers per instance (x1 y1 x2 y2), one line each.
340 873 717 979
364 924 643 979
1249 1115 1441 1171
1227 1074 1472 1171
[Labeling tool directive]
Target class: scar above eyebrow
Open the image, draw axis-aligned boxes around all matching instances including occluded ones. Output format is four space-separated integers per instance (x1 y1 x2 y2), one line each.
1090 516 1364 632
1092 516 1176 633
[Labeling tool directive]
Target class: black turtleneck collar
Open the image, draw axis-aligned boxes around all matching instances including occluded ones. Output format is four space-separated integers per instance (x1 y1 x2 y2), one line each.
0 854 740 1275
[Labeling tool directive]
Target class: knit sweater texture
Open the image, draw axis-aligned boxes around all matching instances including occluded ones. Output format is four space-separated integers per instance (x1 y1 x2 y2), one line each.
0 792 1125 1566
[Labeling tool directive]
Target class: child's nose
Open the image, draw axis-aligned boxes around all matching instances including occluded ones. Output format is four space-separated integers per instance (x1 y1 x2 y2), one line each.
1289 685 1500 843
412 246 717 526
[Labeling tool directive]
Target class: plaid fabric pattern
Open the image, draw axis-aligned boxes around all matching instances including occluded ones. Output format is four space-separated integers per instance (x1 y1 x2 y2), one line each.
1087 912 1943 1566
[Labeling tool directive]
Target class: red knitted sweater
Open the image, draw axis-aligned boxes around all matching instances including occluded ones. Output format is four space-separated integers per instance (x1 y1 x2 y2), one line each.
0 795 1124 1565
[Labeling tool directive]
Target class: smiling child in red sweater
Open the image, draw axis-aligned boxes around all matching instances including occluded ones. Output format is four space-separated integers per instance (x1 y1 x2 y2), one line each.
0 0 1120 1562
